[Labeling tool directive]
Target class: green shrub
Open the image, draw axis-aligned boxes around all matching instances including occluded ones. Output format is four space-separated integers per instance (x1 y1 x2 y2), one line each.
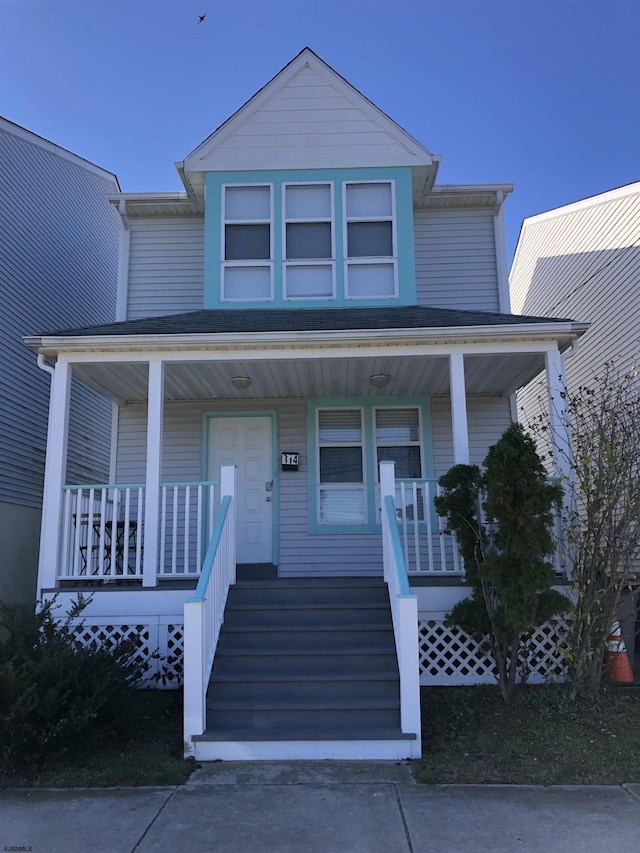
0 595 146 768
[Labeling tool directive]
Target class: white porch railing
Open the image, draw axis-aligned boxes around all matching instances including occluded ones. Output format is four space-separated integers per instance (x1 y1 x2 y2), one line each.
59 484 145 580
395 478 462 574
159 482 220 576
380 462 421 753
183 466 236 755
58 480 223 581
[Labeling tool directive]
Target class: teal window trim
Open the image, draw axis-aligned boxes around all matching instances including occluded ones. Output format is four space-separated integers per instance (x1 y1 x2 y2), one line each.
204 167 415 309
201 410 279 565
307 397 433 535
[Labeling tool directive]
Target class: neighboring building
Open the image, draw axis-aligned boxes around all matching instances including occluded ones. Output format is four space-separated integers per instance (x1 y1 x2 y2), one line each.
25 49 586 759
510 181 640 668
510 181 640 397
0 118 121 607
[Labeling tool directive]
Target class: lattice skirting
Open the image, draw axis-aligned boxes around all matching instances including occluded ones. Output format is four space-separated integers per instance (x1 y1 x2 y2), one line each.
418 618 570 685
69 617 569 689
71 620 184 688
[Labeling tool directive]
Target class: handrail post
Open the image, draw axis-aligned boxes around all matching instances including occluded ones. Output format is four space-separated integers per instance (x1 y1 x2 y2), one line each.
183 599 205 751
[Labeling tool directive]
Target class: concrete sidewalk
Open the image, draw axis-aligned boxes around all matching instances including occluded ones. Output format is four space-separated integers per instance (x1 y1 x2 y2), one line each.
1 762 639 853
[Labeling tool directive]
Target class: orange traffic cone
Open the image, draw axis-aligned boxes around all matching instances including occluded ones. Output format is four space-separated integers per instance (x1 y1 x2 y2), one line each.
604 621 634 683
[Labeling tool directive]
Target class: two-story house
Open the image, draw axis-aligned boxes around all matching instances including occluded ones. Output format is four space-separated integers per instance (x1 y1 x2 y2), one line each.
25 49 586 760
0 117 120 609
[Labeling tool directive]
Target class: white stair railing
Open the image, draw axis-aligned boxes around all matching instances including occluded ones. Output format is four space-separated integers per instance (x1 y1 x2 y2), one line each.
183 465 236 755
380 461 421 753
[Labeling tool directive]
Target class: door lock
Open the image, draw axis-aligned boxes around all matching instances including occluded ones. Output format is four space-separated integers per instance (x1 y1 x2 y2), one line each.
265 481 273 492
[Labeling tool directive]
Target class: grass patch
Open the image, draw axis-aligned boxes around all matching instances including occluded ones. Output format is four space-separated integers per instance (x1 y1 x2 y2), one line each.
414 684 640 785
0 689 195 788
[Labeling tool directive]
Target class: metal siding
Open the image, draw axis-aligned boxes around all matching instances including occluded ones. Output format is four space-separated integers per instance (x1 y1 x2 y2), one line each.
414 208 500 310
511 186 640 422
126 217 204 318
0 127 119 507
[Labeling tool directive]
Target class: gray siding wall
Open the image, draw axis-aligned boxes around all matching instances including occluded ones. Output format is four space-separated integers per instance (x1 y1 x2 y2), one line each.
413 208 500 310
126 217 204 319
115 394 511 575
0 125 120 507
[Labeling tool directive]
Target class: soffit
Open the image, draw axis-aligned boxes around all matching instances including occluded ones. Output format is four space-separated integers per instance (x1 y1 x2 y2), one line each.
72 351 545 404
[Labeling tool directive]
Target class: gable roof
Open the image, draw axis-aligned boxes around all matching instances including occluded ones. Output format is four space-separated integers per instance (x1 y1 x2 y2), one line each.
179 48 439 198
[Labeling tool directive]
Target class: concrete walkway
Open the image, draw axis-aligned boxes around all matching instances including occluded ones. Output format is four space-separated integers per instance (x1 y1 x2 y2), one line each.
1 762 639 853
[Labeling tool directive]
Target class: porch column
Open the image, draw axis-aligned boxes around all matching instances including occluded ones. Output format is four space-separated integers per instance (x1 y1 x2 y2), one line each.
545 345 573 486
38 358 72 591
449 352 470 465
143 358 164 587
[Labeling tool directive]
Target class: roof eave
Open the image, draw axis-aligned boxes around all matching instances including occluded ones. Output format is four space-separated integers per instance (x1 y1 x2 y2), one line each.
24 321 589 358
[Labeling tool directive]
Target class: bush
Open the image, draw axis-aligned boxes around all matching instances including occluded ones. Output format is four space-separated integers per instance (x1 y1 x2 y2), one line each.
0 595 146 768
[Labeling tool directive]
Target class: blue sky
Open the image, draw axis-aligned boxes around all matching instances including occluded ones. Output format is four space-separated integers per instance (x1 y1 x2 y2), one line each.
1 0 638 261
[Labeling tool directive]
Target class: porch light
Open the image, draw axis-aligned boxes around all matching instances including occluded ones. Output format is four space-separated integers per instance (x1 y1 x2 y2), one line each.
369 373 390 388
230 376 253 390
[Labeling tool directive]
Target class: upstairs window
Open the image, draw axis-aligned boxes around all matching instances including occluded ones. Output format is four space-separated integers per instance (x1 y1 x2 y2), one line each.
344 181 396 299
222 185 273 301
283 183 334 299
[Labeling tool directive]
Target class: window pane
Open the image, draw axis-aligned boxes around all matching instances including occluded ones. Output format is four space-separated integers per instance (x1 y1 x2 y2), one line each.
377 447 422 479
346 182 392 218
223 266 271 300
285 264 333 298
320 447 363 482
320 488 366 524
286 184 331 219
318 410 362 443
225 224 270 260
376 409 420 443
286 223 331 259
347 263 395 297
225 186 270 220
347 222 393 257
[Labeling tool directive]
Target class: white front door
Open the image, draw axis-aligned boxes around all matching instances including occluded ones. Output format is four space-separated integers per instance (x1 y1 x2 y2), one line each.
208 416 274 564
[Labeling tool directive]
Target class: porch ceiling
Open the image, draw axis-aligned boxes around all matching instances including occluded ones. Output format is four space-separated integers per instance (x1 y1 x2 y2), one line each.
72 351 546 403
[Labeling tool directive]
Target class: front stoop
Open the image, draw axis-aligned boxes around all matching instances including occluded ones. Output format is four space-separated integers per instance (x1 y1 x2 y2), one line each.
191 576 420 760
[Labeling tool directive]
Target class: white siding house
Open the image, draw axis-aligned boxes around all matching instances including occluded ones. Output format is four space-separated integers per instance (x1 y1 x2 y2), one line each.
511 182 640 392
26 49 586 760
510 182 640 666
0 118 121 607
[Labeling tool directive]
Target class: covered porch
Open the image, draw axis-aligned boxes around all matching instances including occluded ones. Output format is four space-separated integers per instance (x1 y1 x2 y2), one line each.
31 324 575 593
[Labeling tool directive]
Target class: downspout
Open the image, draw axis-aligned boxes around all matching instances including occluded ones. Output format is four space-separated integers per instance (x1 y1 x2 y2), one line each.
37 353 55 377
494 190 511 314
116 199 130 322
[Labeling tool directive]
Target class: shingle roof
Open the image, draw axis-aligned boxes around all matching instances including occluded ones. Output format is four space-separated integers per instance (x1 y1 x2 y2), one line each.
40 305 575 338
